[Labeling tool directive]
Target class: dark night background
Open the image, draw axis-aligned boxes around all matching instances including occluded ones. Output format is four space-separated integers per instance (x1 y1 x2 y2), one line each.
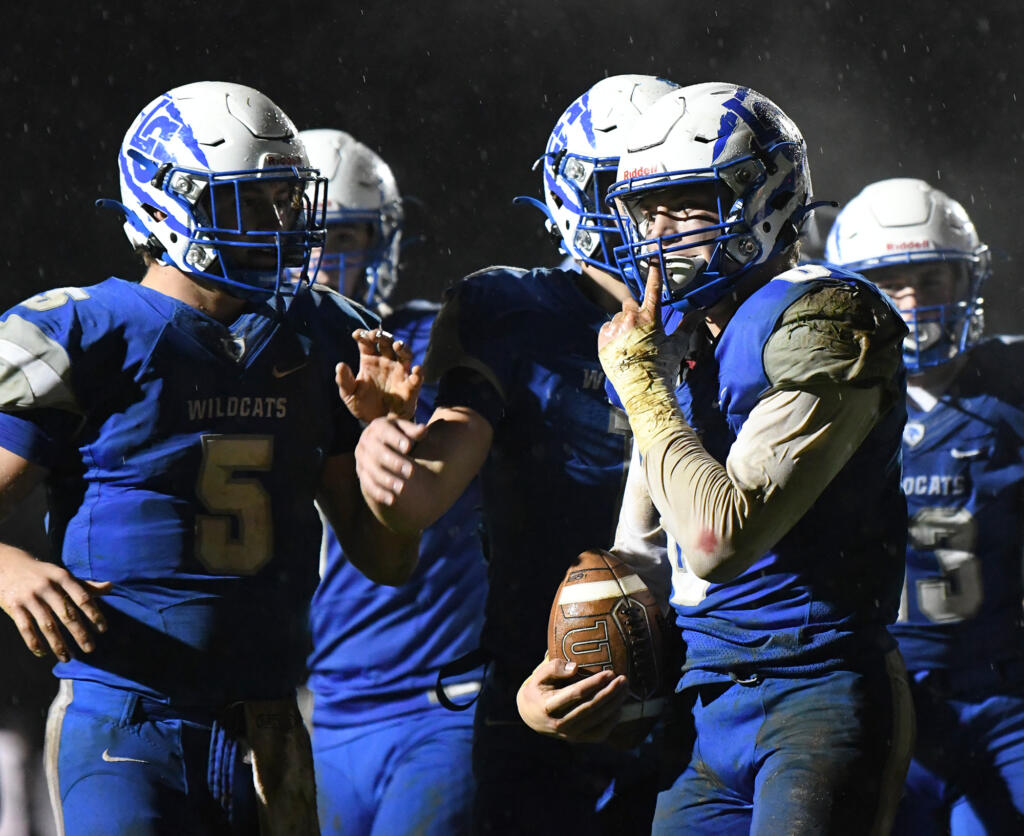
5 2 1023 323
1 0 1022 829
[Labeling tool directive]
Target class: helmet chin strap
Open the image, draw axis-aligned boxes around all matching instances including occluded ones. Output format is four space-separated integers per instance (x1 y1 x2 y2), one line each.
512 194 553 223
513 195 565 251
96 198 162 255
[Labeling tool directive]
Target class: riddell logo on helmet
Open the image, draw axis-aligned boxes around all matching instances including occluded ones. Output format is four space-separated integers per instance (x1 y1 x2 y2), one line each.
886 240 932 251
621 165 660 179
261 153 303 168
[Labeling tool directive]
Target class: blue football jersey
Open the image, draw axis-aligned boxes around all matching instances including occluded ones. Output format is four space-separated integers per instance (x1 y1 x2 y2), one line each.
307 300 487 726
0 278 376 706
665 266 908 686
892 337 1024 672
426 266 632 672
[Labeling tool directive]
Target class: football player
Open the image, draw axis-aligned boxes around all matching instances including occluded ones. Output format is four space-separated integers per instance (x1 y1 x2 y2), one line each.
349 74 678 834
299 128 487 836
828 177 1024 834
0 82 420 835
521 82 915 834
299 129 404 308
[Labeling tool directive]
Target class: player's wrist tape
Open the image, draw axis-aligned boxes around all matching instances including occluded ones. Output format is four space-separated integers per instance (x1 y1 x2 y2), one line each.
598 320 687 455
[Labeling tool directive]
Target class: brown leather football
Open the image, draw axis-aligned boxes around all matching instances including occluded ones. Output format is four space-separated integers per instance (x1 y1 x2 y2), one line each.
548 549 667 726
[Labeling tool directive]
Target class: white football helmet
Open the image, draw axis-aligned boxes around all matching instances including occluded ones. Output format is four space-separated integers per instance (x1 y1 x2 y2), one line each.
826 178 990 372
115 81 325 297
608 82 814 313
299 129 403 308
525 74 679 274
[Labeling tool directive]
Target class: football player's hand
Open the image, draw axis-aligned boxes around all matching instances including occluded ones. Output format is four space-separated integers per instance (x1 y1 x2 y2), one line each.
598 256 663 352
517 656 628 742
355 415 429 508
0 545 111 662
337 328 423 422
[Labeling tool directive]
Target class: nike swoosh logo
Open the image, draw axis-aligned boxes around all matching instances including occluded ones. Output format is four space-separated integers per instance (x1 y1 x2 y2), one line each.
272 361 308 379
102 748 150 764
950 448 984 459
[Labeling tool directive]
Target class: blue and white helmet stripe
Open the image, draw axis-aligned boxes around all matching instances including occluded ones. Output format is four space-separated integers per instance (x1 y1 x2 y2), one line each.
608 82 813 314
115 81 326 299
528 74 679 275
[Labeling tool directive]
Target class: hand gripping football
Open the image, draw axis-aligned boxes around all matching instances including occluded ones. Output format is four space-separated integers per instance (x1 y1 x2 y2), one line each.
548 549 667 727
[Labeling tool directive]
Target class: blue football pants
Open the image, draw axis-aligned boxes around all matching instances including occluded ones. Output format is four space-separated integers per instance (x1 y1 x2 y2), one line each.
312 703 475 836
653 649 914 835
44 679 259 835
891 671 1024 834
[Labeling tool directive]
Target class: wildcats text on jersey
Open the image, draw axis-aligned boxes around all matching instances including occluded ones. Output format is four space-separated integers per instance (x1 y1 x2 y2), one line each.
186 396 288 421
901 474 967 497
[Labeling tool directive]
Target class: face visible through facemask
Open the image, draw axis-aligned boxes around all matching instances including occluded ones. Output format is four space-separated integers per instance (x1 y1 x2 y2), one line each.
871 261 969 357
205 178 307 276
312 222 376 295
621 180 732 294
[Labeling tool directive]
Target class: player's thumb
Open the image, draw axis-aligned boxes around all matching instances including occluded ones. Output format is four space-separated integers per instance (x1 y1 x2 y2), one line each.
85 580 114 595
555 659 579 680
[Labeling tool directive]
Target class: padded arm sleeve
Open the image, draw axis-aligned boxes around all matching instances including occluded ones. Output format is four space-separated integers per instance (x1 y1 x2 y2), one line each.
642 385 882 583
617 281 903 583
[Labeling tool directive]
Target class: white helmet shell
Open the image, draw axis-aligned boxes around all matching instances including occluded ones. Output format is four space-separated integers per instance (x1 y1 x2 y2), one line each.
609 82 813 312
825 178 986 273
541 74 679 271
299 129 403 308
117 81 323 296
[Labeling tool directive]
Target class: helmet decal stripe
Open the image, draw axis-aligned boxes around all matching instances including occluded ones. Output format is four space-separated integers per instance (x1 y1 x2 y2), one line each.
722 93 778 150
128 96 210 171
536 75 681 271
578 92 596 147
713 108 739 162
164 100 210 169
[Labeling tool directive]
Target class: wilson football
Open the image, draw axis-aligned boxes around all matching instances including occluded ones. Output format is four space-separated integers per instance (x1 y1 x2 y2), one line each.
548 549 667 727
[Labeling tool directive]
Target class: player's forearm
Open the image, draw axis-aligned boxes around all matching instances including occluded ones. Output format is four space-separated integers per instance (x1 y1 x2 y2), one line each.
641 424 762 583
0 449 46 522
643 386 884 583
370 409 491 533
319 451 419 584
341 499 421 585
359 459 453 535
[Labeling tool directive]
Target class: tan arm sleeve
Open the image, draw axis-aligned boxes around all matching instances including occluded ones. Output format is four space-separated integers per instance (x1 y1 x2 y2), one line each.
602 276 904 586
642 384 882 583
